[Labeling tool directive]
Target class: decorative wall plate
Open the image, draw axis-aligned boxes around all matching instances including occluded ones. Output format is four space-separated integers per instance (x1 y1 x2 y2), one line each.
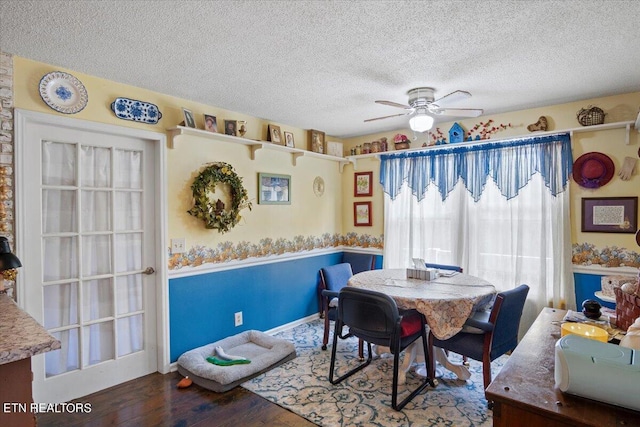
111 97 162 124
39 71 88 114
313 176 325 197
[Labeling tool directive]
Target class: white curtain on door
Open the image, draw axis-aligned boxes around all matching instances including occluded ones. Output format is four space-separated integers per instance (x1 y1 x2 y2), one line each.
381 134 575 335
42 141 143 376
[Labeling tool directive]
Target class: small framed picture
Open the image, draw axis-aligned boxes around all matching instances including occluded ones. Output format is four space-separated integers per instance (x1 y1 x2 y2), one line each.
326 141 343 157
354 201 372 226
224 120 237 136
182 108 196 128
581 197 638 233
354 171 373 197
258 173 291 205
284 131 295 148
204 114 217 133
268 125 282 144
309 129 325 154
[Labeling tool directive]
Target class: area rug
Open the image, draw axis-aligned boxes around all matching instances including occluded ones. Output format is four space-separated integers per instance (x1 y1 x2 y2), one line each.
242 319 507 427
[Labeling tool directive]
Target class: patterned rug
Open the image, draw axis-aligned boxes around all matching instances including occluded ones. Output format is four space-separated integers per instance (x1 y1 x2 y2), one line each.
242 319 507 427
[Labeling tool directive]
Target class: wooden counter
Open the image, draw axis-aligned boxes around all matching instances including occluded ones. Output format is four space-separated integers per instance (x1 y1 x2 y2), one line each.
0 294 60 426
486 307 640 427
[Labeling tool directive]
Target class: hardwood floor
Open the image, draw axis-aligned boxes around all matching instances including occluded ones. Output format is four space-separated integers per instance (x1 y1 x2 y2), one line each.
37 371 316 427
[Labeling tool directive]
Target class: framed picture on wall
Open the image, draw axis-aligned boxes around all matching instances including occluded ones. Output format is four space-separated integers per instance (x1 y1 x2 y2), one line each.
354 171 373 197
182 108 196 128
309 129 325 154
224 120 237 136
203 114 217 132
581 197 638 233
258 173 291 205
268 124 282 144
354 201 372 226
284 131 295 148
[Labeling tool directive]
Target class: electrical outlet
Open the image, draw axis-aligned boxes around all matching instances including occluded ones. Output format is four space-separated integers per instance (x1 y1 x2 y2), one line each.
234 311 243 327
171 238 186 254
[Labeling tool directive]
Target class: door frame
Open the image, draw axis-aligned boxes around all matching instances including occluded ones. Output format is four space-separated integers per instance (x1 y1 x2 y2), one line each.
14 109 171 374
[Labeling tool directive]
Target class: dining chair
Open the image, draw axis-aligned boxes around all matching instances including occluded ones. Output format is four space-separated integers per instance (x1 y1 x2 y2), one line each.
427 284 529 391
319 263 354 350
424 262 463 273
329 287 433 411
317 253 375 317
342 252 375 274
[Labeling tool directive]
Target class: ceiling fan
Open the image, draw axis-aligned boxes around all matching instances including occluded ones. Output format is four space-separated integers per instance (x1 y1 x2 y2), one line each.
365 87 484 132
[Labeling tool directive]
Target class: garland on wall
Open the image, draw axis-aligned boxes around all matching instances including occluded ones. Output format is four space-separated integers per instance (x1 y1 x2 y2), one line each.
187 162 252 233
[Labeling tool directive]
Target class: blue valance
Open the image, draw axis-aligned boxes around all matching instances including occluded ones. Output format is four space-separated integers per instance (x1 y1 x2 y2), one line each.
379 133 573 202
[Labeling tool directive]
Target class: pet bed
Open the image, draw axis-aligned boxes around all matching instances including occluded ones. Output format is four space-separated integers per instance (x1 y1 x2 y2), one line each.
177 330 296 392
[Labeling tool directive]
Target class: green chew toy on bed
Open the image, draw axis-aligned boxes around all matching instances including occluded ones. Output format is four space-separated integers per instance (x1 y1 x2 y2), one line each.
206 346 251 366
206 356 251 366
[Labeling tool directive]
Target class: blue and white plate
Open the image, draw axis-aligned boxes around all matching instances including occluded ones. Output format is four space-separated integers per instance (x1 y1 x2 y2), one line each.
111 97 162 124
39 71 89 114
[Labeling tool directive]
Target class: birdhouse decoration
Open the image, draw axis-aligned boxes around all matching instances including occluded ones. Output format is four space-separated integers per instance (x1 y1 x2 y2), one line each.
449 122 465 143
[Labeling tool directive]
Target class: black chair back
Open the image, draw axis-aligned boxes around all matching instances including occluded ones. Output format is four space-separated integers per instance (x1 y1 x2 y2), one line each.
338 287 401 350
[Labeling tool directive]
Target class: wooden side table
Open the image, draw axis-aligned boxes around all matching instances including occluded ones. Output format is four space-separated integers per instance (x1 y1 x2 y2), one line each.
485 307 640 427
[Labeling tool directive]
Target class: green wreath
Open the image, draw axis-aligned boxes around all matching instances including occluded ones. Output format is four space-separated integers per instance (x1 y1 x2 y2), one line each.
187 162 252 233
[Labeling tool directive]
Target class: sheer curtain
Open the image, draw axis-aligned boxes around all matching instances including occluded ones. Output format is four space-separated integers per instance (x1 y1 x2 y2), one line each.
381 134 575 334
42 141 144 376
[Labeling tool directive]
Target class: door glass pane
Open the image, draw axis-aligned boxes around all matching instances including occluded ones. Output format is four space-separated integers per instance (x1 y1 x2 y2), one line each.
43 236 78 281
116 275 142 315
82 235 112 276
80 146 111 188
42 141 76 186
114 191 142 231
83 279 113 321
43 283 78 329
117 314 143 356
114 149 142 189
115 233 142 273
83 321 114 366
81 190 111 232
43 189 77 233
45 329 80 377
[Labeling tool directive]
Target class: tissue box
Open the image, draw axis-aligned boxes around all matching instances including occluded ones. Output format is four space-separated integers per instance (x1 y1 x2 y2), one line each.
406 268 437 281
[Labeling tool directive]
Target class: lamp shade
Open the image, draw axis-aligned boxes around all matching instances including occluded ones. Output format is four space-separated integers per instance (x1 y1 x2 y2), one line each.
409 111 434 133
0 237 21 271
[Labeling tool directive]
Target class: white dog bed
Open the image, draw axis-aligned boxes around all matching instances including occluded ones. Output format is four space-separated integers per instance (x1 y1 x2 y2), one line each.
177 330 296 392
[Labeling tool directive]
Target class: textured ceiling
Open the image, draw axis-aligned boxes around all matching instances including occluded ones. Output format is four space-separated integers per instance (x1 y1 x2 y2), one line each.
1 0 639 138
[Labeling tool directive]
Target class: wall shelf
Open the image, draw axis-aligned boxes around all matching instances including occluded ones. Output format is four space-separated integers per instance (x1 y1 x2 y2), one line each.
166 126 351 171
345 120 637 169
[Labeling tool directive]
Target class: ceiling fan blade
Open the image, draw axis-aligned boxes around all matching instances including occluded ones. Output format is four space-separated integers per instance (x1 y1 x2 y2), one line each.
433 90 472 105
431 107 484 117
364 112 409 122
375 100 411 109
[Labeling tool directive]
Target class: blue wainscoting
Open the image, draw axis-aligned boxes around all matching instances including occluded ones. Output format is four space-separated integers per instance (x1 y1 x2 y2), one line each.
169 252 343 362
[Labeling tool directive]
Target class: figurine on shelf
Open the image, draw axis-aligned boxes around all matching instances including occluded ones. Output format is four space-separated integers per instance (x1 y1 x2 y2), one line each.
380 137 388 152
238 121 247 137
393 133 410 150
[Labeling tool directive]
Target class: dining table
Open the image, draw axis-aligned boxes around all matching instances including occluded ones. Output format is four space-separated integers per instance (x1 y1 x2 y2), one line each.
347 268 497 340
347 268 497 383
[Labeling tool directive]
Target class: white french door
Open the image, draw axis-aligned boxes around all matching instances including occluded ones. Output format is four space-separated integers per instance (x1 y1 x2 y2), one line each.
16 111 164 403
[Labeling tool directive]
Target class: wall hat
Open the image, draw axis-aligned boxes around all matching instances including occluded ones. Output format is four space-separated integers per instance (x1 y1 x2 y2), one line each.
572 152 615 188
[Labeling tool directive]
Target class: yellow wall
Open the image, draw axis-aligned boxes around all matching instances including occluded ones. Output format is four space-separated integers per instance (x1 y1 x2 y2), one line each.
13 57 344 260
12 56 640 265
342 93 640 255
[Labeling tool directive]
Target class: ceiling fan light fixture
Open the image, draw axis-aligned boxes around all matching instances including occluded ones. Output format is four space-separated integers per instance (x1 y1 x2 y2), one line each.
409 110 434 132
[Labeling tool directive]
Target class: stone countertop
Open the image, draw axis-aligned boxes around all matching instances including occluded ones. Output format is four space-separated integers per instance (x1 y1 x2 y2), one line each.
0 294 61 365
